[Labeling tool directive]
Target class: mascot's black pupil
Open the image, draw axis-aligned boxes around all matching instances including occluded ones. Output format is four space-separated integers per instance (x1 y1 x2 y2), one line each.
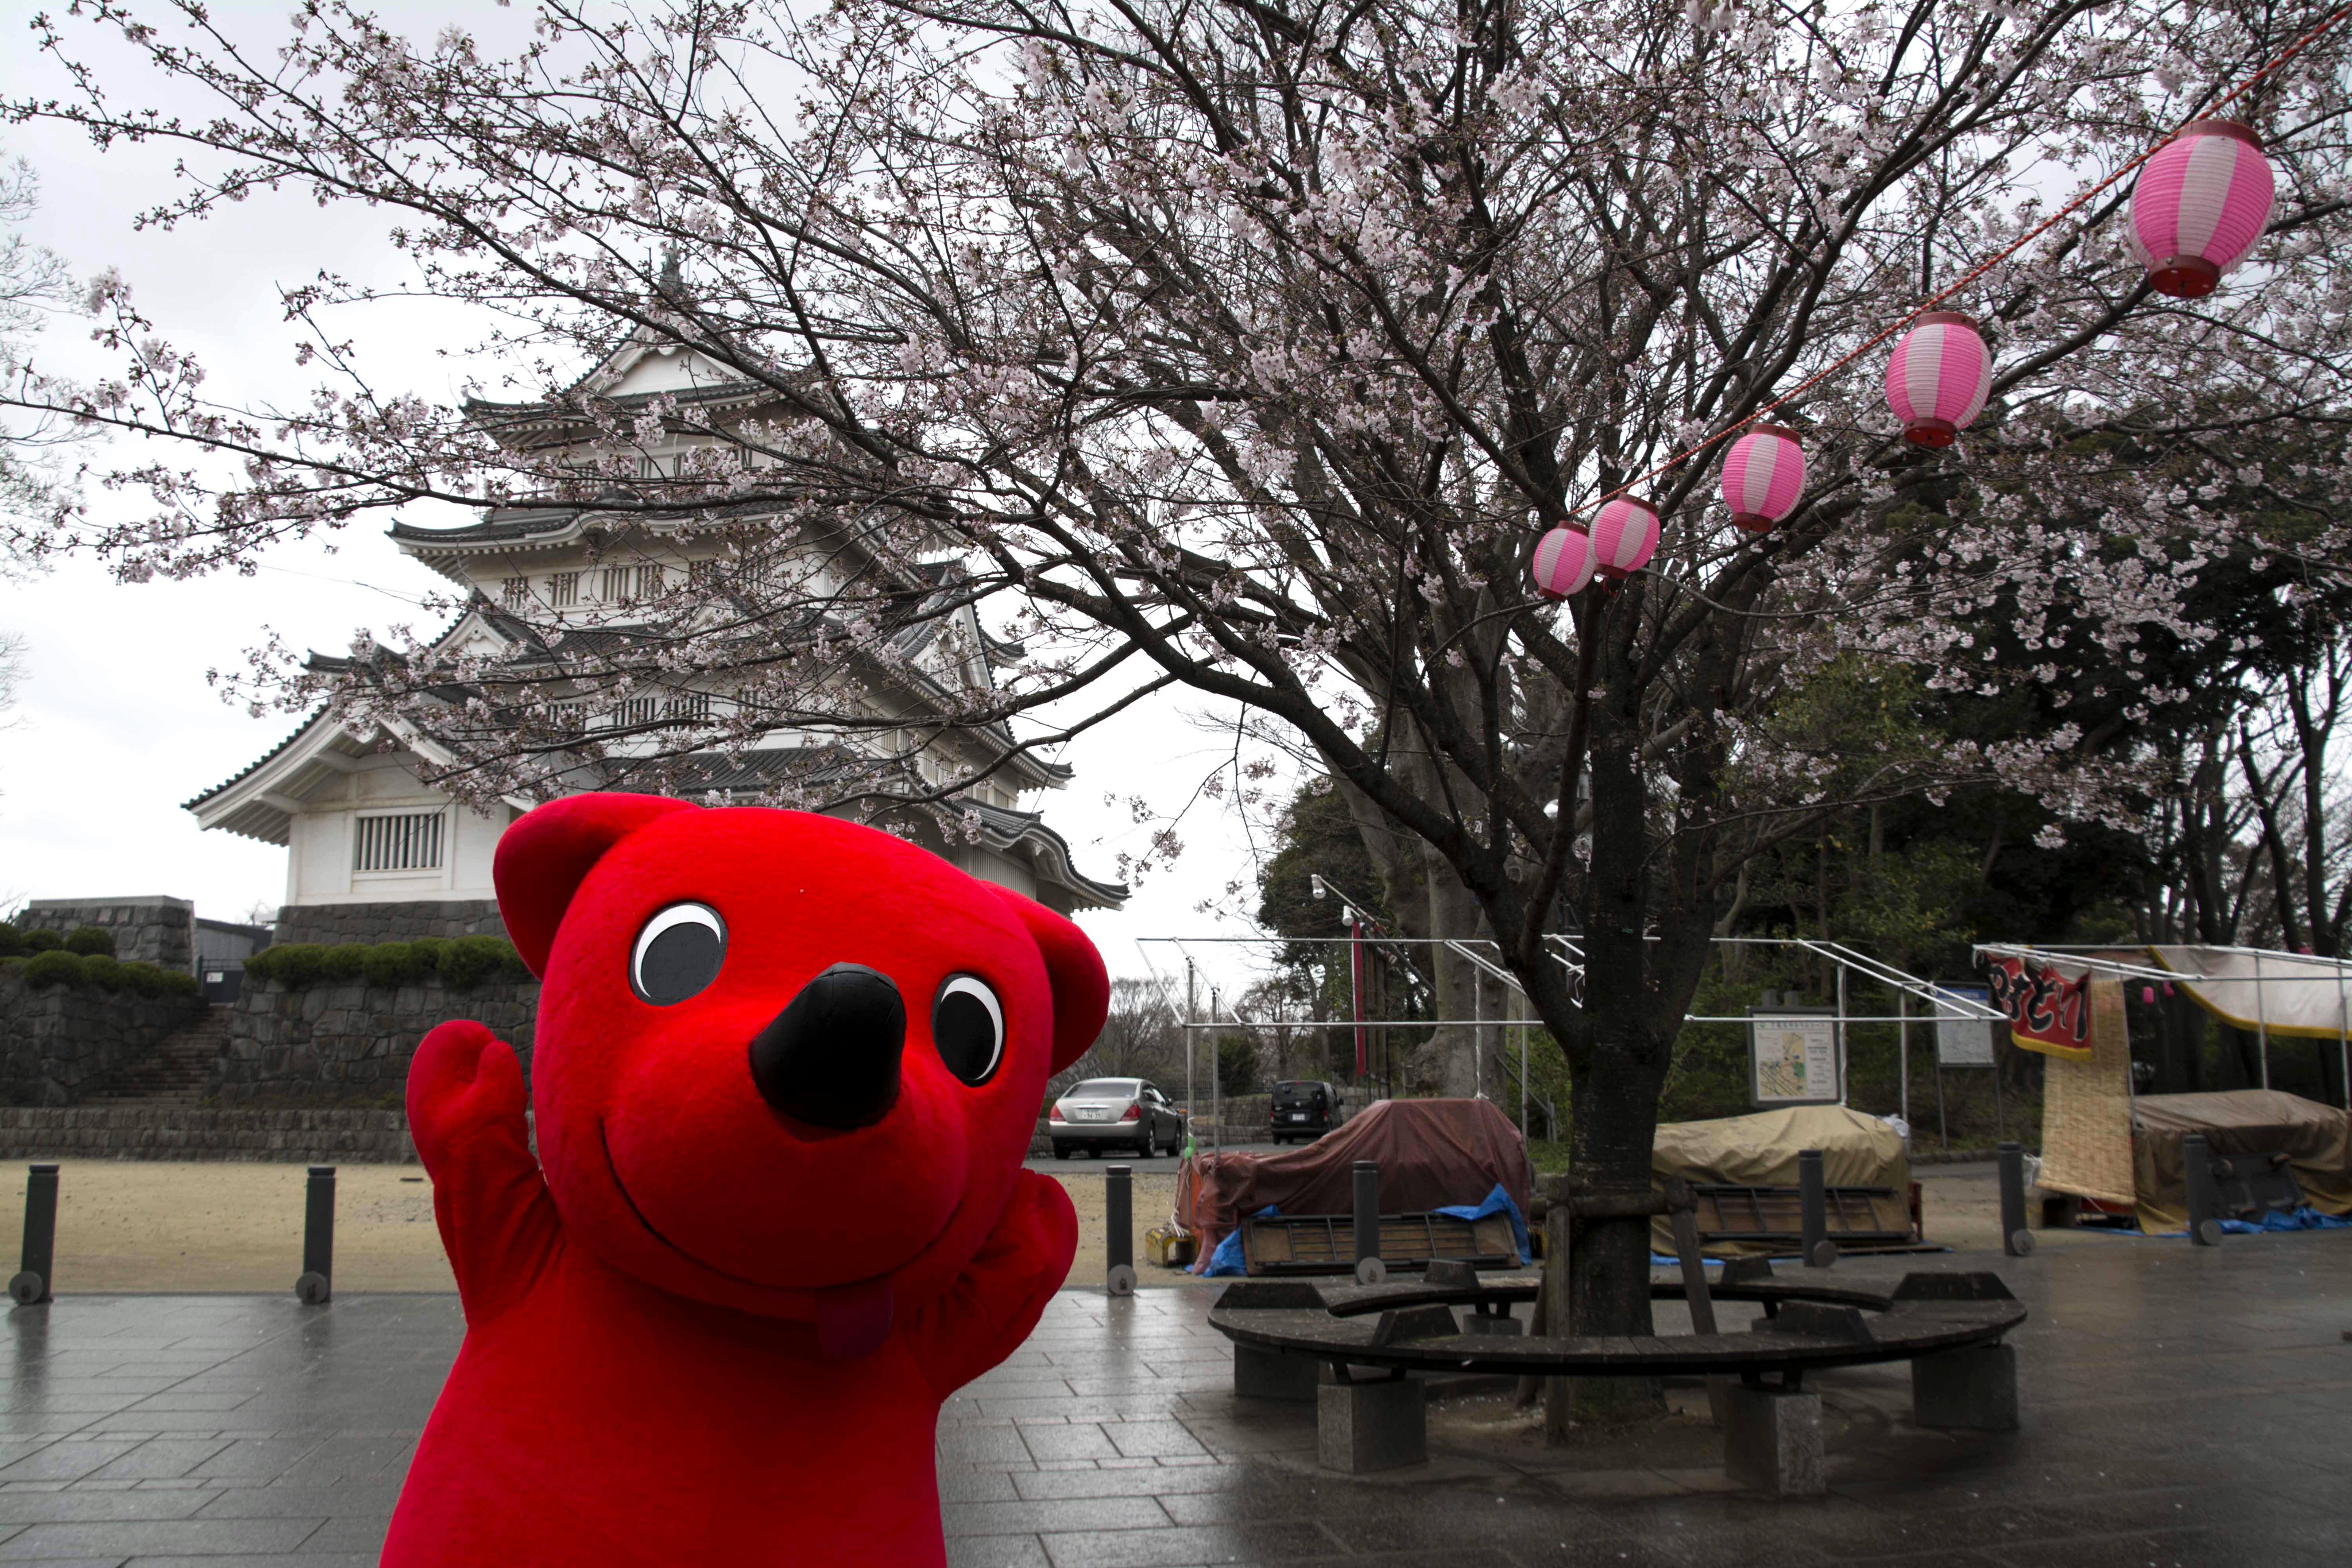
633 906 726 1005
934 990 999 1085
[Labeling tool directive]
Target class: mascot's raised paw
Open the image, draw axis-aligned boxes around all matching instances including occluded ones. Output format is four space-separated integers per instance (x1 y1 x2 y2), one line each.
379 795 1106 1568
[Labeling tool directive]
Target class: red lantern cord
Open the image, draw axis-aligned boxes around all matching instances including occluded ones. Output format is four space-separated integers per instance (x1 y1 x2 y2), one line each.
1558 2 2352 526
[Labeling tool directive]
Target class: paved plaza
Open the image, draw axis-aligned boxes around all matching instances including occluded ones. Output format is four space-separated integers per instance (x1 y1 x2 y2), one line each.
0 1230 2345 1566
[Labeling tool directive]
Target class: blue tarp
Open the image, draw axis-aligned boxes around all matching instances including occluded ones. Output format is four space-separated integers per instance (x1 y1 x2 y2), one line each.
2093 1205 2352 1240
1434 1183 1533 1265
1199 1205 1279 1276
2221 1205 2352 1234
1197 1186 1532 1275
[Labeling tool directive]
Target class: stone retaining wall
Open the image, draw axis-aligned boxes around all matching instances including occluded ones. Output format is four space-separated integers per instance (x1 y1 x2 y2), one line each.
275 901 508 945
0 972 207 1106
21 897 196 972
220 977 537 1103
0 1106 419 1162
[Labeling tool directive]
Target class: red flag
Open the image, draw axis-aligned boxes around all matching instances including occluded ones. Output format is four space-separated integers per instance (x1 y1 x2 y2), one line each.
1986 957 2092 1060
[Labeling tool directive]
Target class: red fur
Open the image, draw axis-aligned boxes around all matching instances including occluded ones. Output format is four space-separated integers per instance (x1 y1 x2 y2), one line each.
381 796 1101 1567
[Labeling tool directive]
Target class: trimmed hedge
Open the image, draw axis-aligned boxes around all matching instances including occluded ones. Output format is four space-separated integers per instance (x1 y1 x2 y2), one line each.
63 926 116 957
0 926 64 957
3 950 202 999
243 935 531 990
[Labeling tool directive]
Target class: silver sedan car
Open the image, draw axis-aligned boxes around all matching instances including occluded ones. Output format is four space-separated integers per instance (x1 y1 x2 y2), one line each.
1048 1078 1185 1159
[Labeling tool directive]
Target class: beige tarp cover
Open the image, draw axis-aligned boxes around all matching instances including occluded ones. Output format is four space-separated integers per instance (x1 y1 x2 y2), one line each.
2148 947 2352 1039
1649 1105 1908 1253
1178 1098 1533 1265
2129 1089 2352 1232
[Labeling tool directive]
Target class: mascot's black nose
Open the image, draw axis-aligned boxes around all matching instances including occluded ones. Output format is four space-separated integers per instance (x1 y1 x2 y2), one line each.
748 963 905 1130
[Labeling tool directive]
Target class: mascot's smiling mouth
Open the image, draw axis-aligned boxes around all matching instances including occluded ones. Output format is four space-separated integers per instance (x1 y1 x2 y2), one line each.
597 1122 899 1360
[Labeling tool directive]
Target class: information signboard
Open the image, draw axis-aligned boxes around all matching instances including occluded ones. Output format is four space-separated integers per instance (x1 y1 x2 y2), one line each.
1932 985 1997 1067
1750 1010 1841 1106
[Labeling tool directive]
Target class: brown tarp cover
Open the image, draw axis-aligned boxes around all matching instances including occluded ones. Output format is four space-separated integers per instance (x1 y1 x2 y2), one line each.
1177 1098 1533 1265
1649 1105 1909 1254
2129 1089 2352 1232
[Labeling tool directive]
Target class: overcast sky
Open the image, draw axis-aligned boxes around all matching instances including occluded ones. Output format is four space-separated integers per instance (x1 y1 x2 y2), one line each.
0 0 1295 996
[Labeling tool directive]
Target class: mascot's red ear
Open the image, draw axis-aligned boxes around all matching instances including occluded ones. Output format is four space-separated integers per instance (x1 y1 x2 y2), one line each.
989 888 1109 1075
495 793 699 978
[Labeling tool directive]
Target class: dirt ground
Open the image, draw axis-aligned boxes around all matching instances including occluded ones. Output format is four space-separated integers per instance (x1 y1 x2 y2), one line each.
10 1163 1200 1294
8 1157 2058 1295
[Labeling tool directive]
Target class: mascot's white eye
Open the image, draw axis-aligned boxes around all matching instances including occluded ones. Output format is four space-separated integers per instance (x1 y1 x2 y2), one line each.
631 903 727 1005
932 974 1004 1086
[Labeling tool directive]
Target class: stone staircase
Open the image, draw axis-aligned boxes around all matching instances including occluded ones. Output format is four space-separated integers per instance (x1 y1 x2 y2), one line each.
87 1006 230 1104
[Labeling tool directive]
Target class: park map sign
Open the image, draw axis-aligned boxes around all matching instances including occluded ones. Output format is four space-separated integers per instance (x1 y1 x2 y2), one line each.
1984 958 2092 1062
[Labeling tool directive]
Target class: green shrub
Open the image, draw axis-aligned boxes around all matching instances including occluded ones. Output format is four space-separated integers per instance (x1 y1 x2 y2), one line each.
123 963 200 1000
20 928 61 953
439 935 525 988
362 942 421 988
21 950 86 988
239 936 530 990
63 926 116 957
245 943 327 988
0 924 21 958
78 954 127 990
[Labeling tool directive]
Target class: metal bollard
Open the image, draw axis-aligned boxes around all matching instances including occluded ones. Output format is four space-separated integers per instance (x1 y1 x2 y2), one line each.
296 1166 335 1304
1104 1163 1135 1296
2183 1134 2222 1246
1352 1161 1385 1285
9 1164 58 1305
1797 1149 1835 1268
1997 1141 2034 1256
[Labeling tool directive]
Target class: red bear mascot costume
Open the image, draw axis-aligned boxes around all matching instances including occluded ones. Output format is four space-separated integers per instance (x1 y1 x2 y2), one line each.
378 795 1101 1566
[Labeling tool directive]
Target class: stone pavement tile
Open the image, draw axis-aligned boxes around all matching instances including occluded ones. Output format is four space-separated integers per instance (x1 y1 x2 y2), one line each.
287 1515 399 1554
80 1445 231 1485
1104 1421 1209 1460
0 1492 204 1525
1011 1464 1244 1502
0 1449 146 1487
123 1558 377 1568
947 1535 1051 1568
268 1436 414 1487
943 1496 1171 1537
179 1441 326 1482
1038 1519 1343 1567
187 1484 403 1520
941 1427 1035 1465
1980 1528 2238 1568
0 1559 126 1567
0 1517 323 1559
939 1470 1024 1504
1018 1424 1120 1462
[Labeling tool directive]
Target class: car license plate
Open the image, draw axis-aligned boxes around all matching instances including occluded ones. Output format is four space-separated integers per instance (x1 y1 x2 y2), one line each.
1077 1108 1107 1121
1290 1113 1308 1122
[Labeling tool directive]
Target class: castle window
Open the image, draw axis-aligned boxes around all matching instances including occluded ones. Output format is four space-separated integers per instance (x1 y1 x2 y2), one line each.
601 566 633 603
636 564 666 599
549 572 579 608
354 811 444 874
500 575 529 610
610 695 659 730
662 692 711 726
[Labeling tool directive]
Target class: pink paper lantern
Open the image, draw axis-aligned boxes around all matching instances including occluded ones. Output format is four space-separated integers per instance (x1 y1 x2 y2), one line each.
1589 497 1660 580
1719 424 1806 532
2129 120 2277 299
1885 312 1991 448
1530 525 1596 599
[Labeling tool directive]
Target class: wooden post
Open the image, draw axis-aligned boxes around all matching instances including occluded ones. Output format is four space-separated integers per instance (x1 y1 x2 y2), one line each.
1541 1175 1575 1440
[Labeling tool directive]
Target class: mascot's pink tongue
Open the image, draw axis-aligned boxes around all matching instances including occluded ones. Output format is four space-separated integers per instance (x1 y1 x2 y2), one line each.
816 1279 895 1360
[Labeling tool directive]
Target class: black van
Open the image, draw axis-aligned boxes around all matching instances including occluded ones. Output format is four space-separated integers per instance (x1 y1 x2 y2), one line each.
1269 1080 1343 1144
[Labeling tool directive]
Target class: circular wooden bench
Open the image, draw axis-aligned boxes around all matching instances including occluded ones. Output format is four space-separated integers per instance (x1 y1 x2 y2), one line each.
1208 1262 2027 1493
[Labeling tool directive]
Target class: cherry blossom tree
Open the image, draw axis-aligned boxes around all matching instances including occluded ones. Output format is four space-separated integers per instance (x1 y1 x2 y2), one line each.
13 0 2352 1337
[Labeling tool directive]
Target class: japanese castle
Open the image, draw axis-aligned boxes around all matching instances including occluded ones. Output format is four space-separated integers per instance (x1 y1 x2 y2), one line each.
187 328 1125 944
